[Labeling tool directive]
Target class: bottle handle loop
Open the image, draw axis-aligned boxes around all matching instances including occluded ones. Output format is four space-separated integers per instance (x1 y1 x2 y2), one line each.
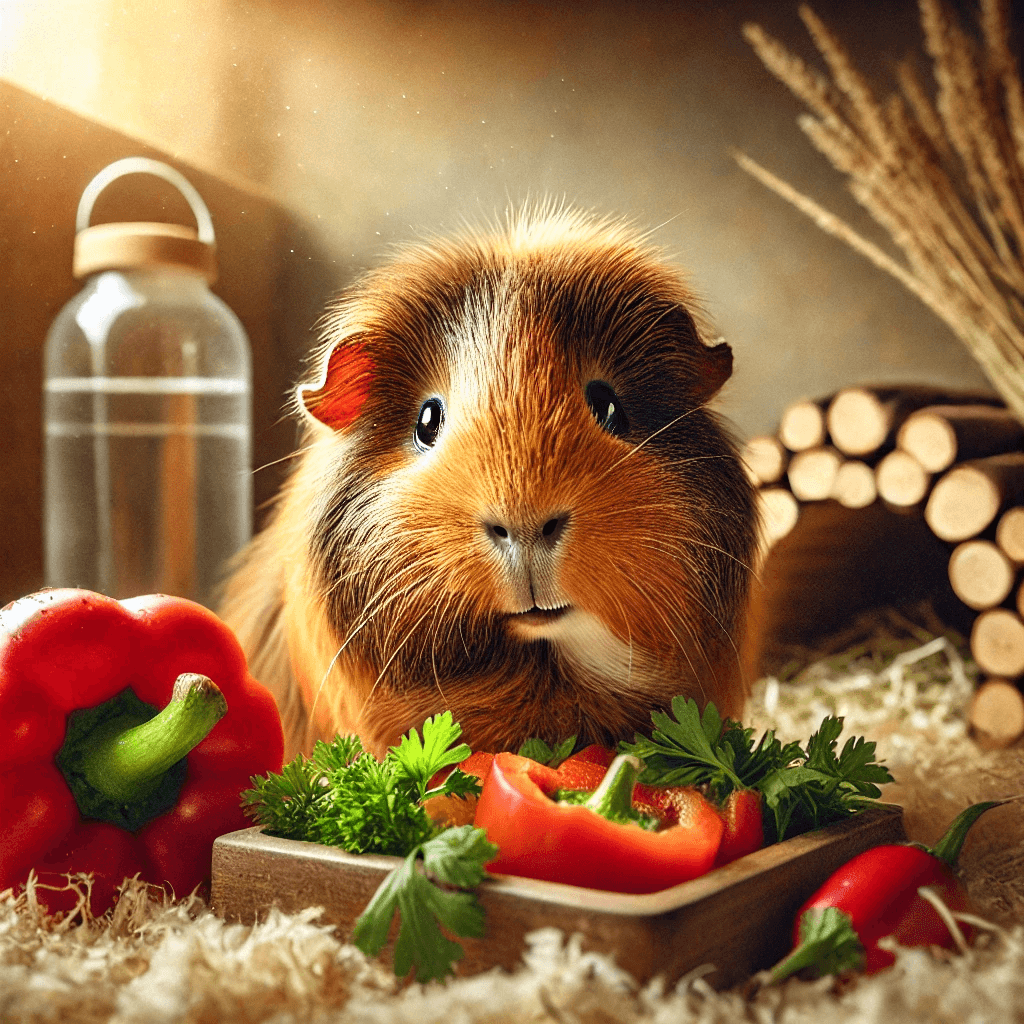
76 157 215 244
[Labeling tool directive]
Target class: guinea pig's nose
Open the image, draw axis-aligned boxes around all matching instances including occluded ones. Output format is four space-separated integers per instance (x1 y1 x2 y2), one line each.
483 512 570 554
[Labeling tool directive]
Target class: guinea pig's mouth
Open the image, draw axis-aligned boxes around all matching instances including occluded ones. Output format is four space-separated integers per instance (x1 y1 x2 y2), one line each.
509 604 571 627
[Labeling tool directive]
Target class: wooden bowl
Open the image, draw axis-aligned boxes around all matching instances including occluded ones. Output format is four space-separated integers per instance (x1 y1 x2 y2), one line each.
210 803 904 989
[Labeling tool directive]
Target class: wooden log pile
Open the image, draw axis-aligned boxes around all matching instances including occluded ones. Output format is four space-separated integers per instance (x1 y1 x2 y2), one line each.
744 384 1024 749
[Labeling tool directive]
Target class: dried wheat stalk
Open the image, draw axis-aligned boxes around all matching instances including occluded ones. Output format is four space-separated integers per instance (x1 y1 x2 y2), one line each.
738 0 1024 422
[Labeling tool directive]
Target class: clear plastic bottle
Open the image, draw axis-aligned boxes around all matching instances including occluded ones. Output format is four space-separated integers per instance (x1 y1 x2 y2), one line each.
43 157 252 607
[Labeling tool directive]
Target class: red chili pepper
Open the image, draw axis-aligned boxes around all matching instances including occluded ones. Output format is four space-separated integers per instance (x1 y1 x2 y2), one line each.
0 589 283 915
474 751 724 893
770 800 1008 980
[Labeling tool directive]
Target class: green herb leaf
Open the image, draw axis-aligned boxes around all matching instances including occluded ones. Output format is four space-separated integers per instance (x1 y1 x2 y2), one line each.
350 852 407 957
769 906 865 982
426 767 483 801
316 754 436 855
311 734 365 771
390 711 472 799
244 717 480 857
420 824 497 888
240 736 353 841
353 825 495 983
619 697 745 794
619 700 892 842
393 870 475 982
517 734 577 767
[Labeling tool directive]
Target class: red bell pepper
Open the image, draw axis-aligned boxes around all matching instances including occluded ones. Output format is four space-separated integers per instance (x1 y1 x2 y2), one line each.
770 800 1006 980
550 745 764 867
474 751 724 893
463 742 762 881
0 588 283 916
714 789 764 866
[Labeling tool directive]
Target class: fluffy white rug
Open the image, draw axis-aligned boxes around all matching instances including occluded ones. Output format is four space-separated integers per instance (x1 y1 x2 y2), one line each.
3 613 1023 1024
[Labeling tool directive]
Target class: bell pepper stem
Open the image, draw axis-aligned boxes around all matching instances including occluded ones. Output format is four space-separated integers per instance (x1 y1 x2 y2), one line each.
77 673 227 804
584 754 641 823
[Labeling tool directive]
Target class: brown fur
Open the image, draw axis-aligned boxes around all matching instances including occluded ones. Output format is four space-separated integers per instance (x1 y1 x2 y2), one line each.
220 208 760 760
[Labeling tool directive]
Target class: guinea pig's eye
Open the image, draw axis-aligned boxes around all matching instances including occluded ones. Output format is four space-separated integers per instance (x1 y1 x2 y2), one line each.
585 381 628 437
414 396 445 450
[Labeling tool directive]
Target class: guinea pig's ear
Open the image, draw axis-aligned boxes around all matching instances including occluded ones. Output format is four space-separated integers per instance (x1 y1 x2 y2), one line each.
298 340 374 431
691 338 733 404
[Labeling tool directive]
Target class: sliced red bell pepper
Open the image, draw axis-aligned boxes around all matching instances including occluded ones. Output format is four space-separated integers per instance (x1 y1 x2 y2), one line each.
0 588 284 915
474 751 724 893
714 789 764 866
552 745 764 866
770 800 1005 979
456 751 496 783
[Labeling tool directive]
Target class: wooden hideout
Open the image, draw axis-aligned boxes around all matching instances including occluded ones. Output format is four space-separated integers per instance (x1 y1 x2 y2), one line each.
211 806 904 991
744 383 1024 750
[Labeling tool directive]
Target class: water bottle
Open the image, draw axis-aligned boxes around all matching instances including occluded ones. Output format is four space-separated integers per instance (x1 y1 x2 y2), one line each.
43 157 252 606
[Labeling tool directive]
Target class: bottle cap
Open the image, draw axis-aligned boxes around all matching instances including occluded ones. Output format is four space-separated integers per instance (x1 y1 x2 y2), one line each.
74 222 217 281
72 157 218 283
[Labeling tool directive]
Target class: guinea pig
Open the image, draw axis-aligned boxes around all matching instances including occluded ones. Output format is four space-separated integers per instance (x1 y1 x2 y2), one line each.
220 207 760 762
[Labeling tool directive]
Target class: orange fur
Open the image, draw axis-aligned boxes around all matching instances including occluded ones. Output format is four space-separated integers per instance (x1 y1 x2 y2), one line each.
221 208 760 761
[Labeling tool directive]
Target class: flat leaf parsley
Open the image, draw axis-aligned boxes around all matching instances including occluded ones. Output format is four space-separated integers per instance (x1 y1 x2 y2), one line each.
517 734 577 767
619 698 893 842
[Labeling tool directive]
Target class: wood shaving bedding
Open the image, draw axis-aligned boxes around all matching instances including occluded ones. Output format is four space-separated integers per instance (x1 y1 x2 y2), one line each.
3 614 1023 1024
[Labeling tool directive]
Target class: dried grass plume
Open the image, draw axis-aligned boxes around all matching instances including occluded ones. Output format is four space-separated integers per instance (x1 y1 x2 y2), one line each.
738 0 1024 422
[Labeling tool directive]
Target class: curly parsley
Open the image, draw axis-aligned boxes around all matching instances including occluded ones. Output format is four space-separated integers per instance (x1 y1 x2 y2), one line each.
241 712 495 980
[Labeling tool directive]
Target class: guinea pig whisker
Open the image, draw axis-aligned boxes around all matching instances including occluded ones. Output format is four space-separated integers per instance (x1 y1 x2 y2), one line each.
312 559 433 718
647 527 759 583
645 567 725 698
359 604 439 722
428 592 457 711
252 442 315 477
608 591 635 690
457 615 471 660
443 590 474 661
670 535 762 584
323 552 424 610
635 533 750 693
595 405 712 483
646 538 745 664
620 568 709 700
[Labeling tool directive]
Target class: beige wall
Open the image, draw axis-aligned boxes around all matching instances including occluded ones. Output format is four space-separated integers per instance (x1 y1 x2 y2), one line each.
0 0 995 442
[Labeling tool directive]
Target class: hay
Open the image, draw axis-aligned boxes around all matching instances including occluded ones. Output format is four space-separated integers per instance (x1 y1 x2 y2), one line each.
738 0 1024 420
3 617 1023 1023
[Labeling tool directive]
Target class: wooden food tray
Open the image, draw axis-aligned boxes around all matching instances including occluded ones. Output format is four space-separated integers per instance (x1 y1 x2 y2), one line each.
211 803 904 988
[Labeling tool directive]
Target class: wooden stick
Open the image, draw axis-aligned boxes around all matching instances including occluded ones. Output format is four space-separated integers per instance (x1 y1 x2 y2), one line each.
758 486 800 548
996 506 1024 564
896 404 1024 473
875 449 931 507
742 435 789 485
787 446 843 502
948 539 1016 610
826 385 1004 457
969 678 1024 749
779 398 829 452
924 452 1024 541
971 607 1024 677
831 459 877 509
